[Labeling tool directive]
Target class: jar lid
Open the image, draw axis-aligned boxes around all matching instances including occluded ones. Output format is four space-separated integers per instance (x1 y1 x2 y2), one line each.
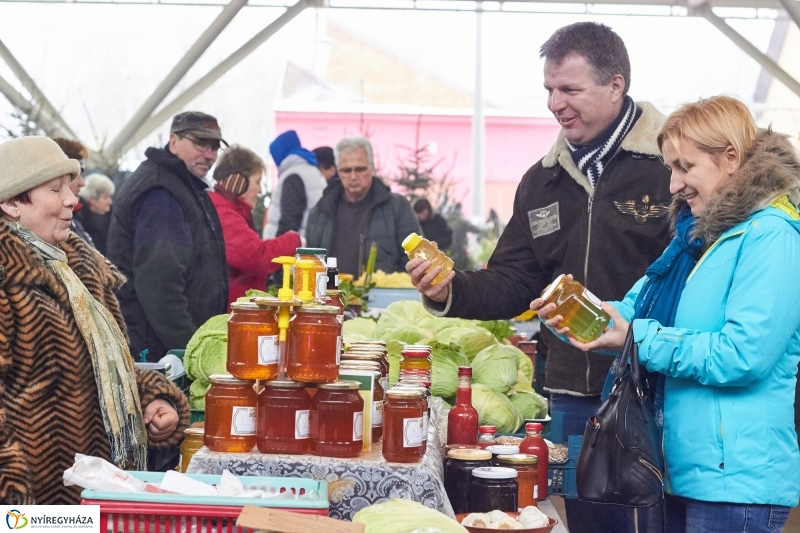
497 453 539 465
525 422 543 432
447 448 492 461
340 363 381 374
209 374 254 385
295 305 339 314
184 427 204 436
392 384 427 395
262 380 306 389
296 248 326 255
400 352 431 358
230 301 269 310
351 340 386 346
317 380 361 390
385 388 423 399
541 273 566 300
326 290 343 296
341 353 382 361
479 425 497 434
404 344 432 350
471 467 518 479
485 445 520 455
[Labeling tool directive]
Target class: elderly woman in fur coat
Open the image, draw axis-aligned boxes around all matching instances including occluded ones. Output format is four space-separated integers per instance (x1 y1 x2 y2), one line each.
0 136 190 505
536 96 800 533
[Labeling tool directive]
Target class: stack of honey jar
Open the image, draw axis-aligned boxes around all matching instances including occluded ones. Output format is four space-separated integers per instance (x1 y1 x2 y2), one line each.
188 249 434 468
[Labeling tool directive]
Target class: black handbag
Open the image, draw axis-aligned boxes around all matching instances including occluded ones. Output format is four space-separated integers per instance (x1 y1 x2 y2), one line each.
576 328 664 507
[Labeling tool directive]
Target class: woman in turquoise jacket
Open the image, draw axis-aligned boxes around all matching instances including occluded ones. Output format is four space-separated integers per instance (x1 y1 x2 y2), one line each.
535 96 800 532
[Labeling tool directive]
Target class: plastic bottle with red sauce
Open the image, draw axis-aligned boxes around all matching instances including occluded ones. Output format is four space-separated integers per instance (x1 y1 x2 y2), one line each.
519 422 549 500
447 366 479 446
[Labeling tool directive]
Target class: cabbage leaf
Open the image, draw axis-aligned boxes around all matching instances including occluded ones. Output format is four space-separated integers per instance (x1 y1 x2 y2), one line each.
471 344 519 393
353 498 468 533
471 383 523 433
430 341 469 398
375 300 433 344
508 390 548 420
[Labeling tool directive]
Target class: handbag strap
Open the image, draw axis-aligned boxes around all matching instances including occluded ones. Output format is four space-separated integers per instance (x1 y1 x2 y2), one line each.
612 328 647 398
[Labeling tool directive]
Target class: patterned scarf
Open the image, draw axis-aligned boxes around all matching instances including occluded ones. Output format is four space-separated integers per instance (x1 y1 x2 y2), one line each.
567 95 638 188
9 222 148 469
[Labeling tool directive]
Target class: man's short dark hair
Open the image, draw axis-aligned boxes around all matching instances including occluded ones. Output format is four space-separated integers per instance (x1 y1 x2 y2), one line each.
413 198 432 214
313 146 335 170
213 145 265 181
539 22 631 96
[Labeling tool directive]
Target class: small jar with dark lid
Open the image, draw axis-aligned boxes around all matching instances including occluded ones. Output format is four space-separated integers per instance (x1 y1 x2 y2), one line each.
257 380 311 454
309 380 364 458
444 448 492 514
469 467 519 513
204 374 257 452
497 453 540 508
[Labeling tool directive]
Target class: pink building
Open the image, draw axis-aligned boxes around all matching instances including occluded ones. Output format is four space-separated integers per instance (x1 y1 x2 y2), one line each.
274 110 560 221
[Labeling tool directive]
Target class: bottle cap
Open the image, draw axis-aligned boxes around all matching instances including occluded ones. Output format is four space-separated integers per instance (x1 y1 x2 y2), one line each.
457 367 472 377
541 273 566 300
497 453 539 465
479 425 497 434
485 445 520 456
447 448 491 461
471 467 518 479
401 232 423 253
326 257 337 268
296 248 327 256
526 422 543 432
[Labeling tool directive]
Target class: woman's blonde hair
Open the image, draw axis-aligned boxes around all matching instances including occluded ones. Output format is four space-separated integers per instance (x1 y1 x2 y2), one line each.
657 95 757 167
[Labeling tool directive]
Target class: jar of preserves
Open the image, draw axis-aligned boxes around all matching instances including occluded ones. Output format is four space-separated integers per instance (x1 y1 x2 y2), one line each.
382 388 426 463
540 273 610 343
477 425 497 448
287 305 341 383
179 427 205 472
227 302 279 380
391 382 429 454
469 467 519 513
485 444 520 466
339 364 384 442
295 248 327 301
257 380 311 454
325 290 345 323
204 375 257 452
309 381 364 458
497 454 540 508
444 449 492 514
400 345 432 373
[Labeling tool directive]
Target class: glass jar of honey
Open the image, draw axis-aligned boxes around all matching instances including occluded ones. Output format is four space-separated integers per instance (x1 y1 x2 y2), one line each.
325 290 345 323
497 453 540 508
204 375 257 452
389 382 429 454
382 388 426 463
400 345 432 373
540 273 610 343
179 427 205 472
287 305 341 383
227 302 279 380
309 380 364 458
257 380 311 454
339 361 383 442
295 248 327 301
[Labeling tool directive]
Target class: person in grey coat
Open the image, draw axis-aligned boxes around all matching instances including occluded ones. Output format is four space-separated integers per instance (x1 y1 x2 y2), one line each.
305 136 421 277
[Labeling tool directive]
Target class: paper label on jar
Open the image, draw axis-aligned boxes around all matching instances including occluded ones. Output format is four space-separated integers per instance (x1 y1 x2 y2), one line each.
295 409 310 439
258 335 279 365
372 400 384 427
534 485 538 499
422 412 429 440
336 336 342 365
353 411 364 441
582 288 602 307
403 417 424 447
316 272 328 299
381 376 388 392
231 406 256 435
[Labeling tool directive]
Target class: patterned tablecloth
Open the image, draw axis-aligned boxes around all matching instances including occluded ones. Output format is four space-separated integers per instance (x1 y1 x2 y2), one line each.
186 422 453 521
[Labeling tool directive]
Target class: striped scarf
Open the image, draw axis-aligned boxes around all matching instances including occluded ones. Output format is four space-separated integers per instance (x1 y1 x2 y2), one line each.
566 95 638 188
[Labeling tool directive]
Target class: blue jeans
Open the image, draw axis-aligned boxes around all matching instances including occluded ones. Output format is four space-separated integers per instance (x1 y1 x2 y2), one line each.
663 495 790 533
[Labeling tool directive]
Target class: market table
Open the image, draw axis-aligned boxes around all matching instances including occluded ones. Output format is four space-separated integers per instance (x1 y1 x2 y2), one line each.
186 424 453 521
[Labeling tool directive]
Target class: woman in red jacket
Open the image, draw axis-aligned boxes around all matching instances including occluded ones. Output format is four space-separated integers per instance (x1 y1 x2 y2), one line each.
209 145 300 308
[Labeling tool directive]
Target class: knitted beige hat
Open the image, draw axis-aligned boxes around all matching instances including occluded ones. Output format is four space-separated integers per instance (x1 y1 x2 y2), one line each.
0 136 81 202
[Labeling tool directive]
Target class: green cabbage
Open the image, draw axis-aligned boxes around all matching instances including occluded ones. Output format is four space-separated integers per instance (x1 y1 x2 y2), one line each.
477 319 515 342
431 317 477 339
512 370 535 393
442 327 498 361
515 345 534 382
184 314 230 382
430 341 469 398
189 379 210 410
471 383 523 433
471 344 519 393
508 390 549 420
353 498 467 533
386 339 405 387
375 301 433 344
343 317 378 339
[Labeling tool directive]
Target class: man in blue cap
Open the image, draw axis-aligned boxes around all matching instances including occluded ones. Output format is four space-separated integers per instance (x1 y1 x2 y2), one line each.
263 130 327 239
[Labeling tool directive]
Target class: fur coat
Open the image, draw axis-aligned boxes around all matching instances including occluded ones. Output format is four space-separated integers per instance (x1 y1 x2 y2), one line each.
0 225 190 504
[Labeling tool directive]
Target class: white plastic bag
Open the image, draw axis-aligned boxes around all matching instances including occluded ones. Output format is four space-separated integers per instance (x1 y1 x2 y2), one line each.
63 454 146 493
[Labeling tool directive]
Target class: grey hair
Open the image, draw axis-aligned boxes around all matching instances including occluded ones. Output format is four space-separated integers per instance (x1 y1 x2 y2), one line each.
335 136 374 167
79 173 115 201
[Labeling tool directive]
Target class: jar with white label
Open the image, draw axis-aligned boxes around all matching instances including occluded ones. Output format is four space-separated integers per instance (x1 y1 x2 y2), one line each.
227 301 279 380
287 305 341 383
309 381 364 458
204 374 257 452
257 380 311 454
382 388 425 463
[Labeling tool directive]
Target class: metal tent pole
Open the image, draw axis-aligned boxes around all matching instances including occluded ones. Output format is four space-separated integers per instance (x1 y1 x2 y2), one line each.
471 0 485 221
0 73 71 137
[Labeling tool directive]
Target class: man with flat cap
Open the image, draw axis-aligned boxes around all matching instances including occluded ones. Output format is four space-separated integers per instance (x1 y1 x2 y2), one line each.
108 111 229 362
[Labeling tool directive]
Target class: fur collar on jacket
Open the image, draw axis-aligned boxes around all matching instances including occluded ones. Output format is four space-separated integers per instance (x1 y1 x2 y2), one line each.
672 129 800 244
543 101 666 196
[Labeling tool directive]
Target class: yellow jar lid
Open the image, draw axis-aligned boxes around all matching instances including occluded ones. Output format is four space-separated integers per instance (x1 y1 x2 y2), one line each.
296 305 339 314
231 301 273 310
209 374 254 385
401 232 423 252
447 448 492 461
341 353 382 361
184 427 204 436
497 453 539 465
385 388 423 400
317 380 361 390
262 380 307 389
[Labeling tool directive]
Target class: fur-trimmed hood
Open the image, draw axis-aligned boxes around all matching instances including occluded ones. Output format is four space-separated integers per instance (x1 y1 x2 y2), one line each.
676 129 800 244
543 101 666 196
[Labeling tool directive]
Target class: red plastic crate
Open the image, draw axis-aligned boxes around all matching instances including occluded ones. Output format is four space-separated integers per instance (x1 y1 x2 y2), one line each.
82 499 328 533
